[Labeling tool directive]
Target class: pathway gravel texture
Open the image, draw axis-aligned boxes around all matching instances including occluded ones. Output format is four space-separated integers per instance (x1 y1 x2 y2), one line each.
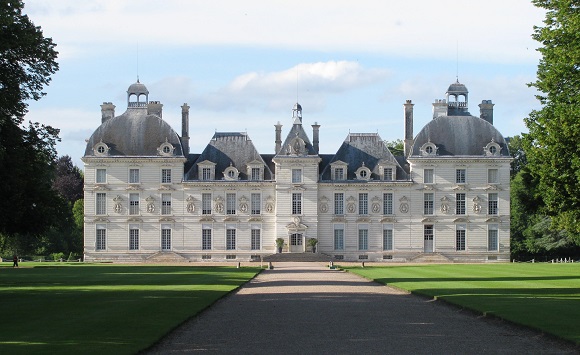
144 262 578 354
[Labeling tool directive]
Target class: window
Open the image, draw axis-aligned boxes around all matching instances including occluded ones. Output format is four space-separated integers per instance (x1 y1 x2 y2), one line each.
129 169 140 184
290 233 303 246
251 167 261 181
226 228 236 250
424 193 434 215
488 169 498 184
161 225 171 250
334 193 344 215
202 193 212 215
383 167 393 181
129 193 139 215
96 193 106 215
334 225 344 250
292 193 302 215
358 226 368 250
202 226 212 250
161 169 172 184
383 193 393 215
424 169 434 184
488 224 499 251
96 225 106 250
425 145 433 154
488 193 498 215
129 225 139 250
161 193 171 215
334 167 344 180
456 224 466 251
292 169 302 183
456 169 466 184
202 167 212 181
359 193 368 215
383 224 393 251
424 225 434 244
456 193 466 215
251 227 261 250
96 169 106 183
226 193 236 215
251 193 261 215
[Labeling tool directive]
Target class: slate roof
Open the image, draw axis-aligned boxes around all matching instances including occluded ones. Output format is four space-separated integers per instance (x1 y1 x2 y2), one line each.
84 108 183 157
186 132 274 180
277 123 317 156
320 133 407 181
410 115 509 157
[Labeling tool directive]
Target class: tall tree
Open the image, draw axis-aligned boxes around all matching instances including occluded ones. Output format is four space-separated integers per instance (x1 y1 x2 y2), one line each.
53 155 83 203
524 0 580 243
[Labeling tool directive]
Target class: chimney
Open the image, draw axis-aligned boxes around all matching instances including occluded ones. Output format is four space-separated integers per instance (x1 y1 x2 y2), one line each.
147 101 163 118
312 122 320 154
479 100 494 125
432 99 447 119
100 102 115 123
181 103 190 155
403 100 414 157
275 121 283 154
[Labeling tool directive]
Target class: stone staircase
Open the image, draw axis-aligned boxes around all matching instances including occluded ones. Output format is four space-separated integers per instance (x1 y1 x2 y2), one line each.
146 251 187 263
263 252 337 262
410 253 452 263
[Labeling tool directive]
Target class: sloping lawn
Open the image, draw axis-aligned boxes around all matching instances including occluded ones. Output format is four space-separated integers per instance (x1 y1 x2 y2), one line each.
345 263 580 344
0 263 260 354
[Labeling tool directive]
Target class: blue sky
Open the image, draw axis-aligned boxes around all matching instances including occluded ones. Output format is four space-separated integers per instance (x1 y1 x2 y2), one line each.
23 1 545 167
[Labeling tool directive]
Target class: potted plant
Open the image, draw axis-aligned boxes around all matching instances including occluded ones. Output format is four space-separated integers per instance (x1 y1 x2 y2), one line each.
308 238 318 253
275 238 285 253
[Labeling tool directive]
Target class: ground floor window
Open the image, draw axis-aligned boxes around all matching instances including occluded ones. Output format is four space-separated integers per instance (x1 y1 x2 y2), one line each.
161 225 171 251
488 224 499 251
456 224 466 251
251 227 261 250
226 228 236 250
383 224 393 251
96 224 106 250
202 226 212 250
129 225 139 250
334 225 344 250
358 225 368 251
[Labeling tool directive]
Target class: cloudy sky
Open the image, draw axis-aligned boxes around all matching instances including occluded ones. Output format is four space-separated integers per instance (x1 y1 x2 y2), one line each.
23 1 545 167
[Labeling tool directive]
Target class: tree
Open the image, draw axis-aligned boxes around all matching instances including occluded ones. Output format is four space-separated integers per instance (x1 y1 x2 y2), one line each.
385 139 404 156
524 0 580 243
507 135 527 177
53 155 83 203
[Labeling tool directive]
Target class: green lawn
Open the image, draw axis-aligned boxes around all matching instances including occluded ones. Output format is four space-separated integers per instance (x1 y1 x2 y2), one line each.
344 263 580 344
0 263 261 354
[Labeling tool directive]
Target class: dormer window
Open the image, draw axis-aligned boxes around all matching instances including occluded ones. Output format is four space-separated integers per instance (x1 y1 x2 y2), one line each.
197 160 216 181
158 139 174 156
484 139 501 156
355 163 371 181
330 161 348 181
223 164 239 181
94 142 109 156
246 160 264 181
420 142 438 156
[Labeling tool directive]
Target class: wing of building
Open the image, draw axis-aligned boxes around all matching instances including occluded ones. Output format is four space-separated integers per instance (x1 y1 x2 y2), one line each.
82 79 512 263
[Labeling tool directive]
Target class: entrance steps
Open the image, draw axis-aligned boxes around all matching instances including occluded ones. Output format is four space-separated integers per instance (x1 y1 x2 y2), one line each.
263 252 336 262
146 251 187 263
410 253 452 263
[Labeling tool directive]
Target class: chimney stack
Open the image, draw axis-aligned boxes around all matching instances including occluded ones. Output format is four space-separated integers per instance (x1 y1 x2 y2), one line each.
275 121 283 154
312 122 320 154
101 102 115 123
479 100 494 125
181 103 190 155
147 101 163 118
432 99 447 119
403 100 414 157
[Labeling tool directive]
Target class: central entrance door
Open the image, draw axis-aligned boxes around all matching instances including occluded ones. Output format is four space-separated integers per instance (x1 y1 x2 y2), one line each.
289 233 303 253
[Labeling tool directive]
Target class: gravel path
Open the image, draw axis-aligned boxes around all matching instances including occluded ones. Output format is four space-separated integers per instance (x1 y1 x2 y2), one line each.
144 262 577 354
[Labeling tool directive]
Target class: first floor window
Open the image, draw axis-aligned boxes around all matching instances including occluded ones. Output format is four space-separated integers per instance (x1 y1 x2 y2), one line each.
334 225 344 250
161 193 171 215
251 227 261 250
129 168 140 184
96 225 106 250
96 193 106 215
358 226 368 251
383 224 393 251
226 193 236 215
96 168 106 183
292 193 302 215
292 169 302 183
161 225 171 250
251 193 261 215
488 169 498 184
202 193 212 215
202 227 212 250
424 193 434 215
383 193 393 215
456 193 466 215
129 193 139 215
488 193 498 215
226 228 236 250
456 168 466 184
161 169 172 184
334 193 344 215
424 168 434 184
359 193 368 215
456 224 466 251
129 225 139 250
488 225 499 251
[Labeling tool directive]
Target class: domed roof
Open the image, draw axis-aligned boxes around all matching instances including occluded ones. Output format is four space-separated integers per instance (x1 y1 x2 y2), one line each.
411 115 509 157
127 80 149 95
447 80 468 94
84 109 183 157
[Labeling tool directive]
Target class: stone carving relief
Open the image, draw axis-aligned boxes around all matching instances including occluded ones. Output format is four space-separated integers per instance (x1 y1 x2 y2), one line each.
214 196 224 214
319 196 328 213
239 196 248 213
472 196 482 214
186 195 195 213
399 196 409 214
265 196 275 214
113 195 123 214
146 196 155 213
347 196 356 213
440 196 450 214
371 196 381 214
